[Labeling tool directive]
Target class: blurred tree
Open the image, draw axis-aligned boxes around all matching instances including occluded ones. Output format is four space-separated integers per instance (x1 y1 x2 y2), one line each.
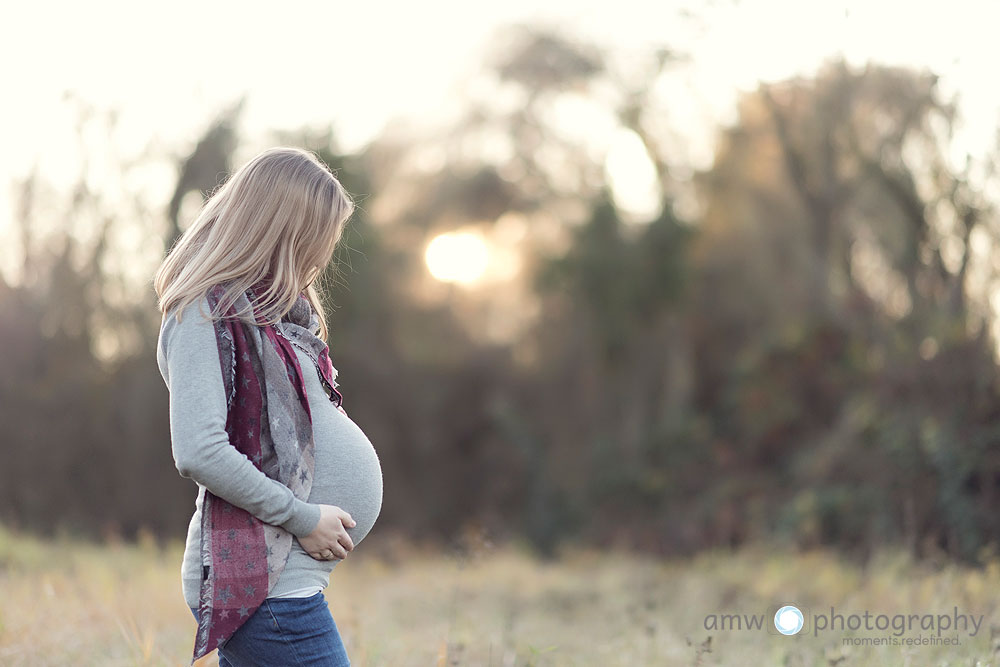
165 97 243 247
687 58 1000 560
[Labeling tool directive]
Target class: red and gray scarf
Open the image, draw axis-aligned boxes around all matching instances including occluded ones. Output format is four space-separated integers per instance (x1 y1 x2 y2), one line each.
190 279 343 664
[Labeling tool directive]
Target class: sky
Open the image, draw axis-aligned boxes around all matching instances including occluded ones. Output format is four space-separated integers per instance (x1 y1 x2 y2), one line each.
2 0 998 284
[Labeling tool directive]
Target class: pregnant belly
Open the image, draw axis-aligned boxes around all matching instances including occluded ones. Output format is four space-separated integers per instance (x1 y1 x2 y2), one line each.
305 410 383 546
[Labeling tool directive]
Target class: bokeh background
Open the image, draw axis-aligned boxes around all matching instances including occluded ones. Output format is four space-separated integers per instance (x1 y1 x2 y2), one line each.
3 1 1000 665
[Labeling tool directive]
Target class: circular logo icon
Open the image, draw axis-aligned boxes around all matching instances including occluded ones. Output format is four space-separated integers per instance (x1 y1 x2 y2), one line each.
774 605 804 635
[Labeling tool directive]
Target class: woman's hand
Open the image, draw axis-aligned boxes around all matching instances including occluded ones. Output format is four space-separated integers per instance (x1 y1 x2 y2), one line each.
299 504 356 561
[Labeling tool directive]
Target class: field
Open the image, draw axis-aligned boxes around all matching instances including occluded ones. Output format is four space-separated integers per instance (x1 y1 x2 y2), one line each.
0 523 998 666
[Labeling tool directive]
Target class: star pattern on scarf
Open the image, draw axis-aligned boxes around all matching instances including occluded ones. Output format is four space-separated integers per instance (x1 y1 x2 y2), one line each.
217 585 235 604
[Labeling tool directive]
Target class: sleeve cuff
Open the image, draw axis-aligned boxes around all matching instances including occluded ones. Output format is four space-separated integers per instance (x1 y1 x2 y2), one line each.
282 500 321 538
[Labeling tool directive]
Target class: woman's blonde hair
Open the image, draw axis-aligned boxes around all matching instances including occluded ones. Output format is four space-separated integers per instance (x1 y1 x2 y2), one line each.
153 146 355 342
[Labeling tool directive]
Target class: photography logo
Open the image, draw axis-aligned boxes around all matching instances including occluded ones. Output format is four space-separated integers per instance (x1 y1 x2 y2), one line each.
774 605 805 635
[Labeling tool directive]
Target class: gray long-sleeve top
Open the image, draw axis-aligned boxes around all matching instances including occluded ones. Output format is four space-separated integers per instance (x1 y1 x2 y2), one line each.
157 294 383 609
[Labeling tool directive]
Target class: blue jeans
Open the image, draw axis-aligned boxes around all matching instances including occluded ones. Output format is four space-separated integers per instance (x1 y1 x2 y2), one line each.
189 592 351 666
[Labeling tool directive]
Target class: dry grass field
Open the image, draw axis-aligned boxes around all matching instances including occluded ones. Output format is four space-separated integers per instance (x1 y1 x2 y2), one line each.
1 523 998 666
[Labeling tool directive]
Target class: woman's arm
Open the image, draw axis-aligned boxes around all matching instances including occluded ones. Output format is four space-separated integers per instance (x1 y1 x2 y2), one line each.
157 295 320 538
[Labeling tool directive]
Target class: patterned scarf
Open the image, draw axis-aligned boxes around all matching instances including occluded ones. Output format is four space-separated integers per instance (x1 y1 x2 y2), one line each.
190 278 343 664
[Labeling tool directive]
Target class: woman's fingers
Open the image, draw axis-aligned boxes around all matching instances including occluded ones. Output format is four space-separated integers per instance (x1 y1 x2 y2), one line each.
310 543 347 560
301 505 355 560
340 530 355 553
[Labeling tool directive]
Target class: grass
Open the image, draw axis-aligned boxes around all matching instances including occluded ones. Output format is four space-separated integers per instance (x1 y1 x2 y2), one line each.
0 522 998 666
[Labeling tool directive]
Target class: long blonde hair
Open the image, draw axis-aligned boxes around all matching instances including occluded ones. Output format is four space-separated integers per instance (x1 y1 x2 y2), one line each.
153 146 355 342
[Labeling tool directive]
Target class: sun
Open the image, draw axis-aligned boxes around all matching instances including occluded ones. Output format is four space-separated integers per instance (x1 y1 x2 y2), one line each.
424 230 489 285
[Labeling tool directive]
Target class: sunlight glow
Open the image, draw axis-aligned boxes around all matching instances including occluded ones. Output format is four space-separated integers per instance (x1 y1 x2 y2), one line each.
425 230 489 284
605 127 662 223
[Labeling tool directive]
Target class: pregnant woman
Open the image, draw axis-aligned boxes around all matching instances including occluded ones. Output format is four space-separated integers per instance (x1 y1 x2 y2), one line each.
153 147 383 666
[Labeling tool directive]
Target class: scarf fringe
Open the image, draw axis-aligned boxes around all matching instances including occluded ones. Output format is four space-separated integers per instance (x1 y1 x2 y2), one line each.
220 326 237 410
